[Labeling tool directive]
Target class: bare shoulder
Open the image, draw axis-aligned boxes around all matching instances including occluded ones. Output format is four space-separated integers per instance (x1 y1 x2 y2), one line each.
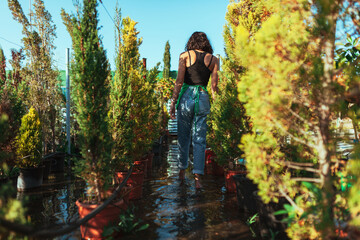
212 54 219 62
205 53 219 71
179 51 188 59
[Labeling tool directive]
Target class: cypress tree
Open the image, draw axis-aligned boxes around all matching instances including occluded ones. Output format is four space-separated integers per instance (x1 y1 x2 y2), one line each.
158 41 175 133
61 0 112 201
0 47 6 86
109 11 160 166
109 7 135 166
163 41 170 80
122 16 159 161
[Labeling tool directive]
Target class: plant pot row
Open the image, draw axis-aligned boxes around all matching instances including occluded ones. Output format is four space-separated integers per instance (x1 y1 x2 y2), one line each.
77 152 154 239
205 149 246 193
205 149 224 176
16 152 66 192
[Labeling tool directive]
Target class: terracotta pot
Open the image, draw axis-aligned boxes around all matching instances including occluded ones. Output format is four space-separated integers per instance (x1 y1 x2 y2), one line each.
76 199 126 240
225 169 247 193
17 166 44 191
105 186 131 207
116 171 144 200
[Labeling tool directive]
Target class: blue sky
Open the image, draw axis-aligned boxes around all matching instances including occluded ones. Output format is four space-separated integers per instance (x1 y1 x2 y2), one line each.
0 0 229 71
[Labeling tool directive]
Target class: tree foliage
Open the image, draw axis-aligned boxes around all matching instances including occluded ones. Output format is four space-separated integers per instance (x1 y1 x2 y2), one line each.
61 0 112 202
120 16 160 162
207 0 267 167
163 41 171 80
15 107 42 168
109 8 135 166
8 0 63 154
156 41 174 134
234 0 360 238
0 48 26 166
0 47 6 85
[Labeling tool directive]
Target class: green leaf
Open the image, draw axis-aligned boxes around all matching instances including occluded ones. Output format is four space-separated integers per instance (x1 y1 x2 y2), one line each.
274 209 288 215
283 204 293 212
137 224 149 232
102 225 117 237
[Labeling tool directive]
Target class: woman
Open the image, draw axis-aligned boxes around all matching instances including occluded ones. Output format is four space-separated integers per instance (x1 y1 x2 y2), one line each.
169 31 219 189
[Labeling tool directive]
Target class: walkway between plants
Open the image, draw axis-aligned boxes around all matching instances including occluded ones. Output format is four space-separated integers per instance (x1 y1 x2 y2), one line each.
18 135 253 240
121 136 252 240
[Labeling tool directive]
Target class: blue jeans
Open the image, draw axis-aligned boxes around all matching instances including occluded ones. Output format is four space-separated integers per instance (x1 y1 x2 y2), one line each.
177 87 210 175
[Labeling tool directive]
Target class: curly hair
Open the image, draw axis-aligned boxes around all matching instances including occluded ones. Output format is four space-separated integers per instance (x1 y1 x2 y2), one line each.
185 32 213 54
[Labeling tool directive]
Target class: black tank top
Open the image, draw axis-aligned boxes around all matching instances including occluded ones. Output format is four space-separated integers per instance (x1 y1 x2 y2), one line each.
184 50 213 86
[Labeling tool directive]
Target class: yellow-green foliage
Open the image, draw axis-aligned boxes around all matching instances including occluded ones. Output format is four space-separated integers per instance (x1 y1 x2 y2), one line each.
234 0 356 238
15 107 42 168
0 182 28 239
347 145 360 226
236 1 310 202
207 0 269 167
110 14 160 165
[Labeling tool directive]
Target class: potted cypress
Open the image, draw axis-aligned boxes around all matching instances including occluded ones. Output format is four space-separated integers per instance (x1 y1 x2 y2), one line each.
109 12 160 199
15 107 44 191
61 1 125 239
131 66 161 179
207 60 251 192
109 11 143 200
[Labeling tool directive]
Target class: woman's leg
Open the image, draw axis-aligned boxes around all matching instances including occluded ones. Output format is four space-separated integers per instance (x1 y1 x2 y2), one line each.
192 91 210 176
192 113 208 175
177 90 194 172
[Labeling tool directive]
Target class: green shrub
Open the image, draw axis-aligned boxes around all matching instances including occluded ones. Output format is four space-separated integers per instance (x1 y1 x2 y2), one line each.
15 107 42 168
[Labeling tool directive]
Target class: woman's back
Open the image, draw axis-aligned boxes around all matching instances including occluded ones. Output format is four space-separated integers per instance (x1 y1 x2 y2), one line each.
184 50 215 86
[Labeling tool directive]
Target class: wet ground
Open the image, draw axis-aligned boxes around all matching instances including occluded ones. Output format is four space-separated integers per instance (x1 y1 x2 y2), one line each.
11 135 253 240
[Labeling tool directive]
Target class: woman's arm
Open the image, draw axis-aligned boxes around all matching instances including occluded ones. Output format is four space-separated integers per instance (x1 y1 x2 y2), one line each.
169 53 187 119
210 57 219 100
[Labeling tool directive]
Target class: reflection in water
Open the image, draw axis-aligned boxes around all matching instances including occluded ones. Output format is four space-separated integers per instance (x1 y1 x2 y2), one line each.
124 136 251 240
15 174 85 240
9 136 251 240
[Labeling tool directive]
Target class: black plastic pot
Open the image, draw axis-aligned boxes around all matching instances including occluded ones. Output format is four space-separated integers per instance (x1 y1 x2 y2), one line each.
233 173 289 239
232 173 258 214
17 166 44 191
254 195 289 239
42 158 52 179
50 152 66 173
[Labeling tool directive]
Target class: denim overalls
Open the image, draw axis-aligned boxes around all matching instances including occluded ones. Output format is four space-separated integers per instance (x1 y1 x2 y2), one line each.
176 83 210 174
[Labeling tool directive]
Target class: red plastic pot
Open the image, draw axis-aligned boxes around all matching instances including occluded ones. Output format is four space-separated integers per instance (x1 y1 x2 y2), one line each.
212 160 225 176
116 171 144 200
225 169 247 193
76 199 126 239
205 149 215 175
